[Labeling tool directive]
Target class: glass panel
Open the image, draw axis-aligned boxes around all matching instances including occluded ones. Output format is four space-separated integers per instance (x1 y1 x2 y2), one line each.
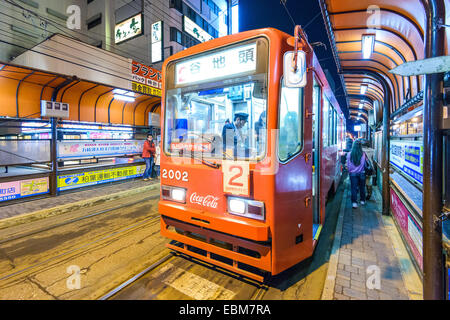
164 78 267 161
322 95 329 147
278 82 303 162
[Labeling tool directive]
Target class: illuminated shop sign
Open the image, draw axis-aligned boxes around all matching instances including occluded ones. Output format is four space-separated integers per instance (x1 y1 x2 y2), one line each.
131 60 162 90
0 178 49 202
390 140 423 185
175 42 257 86
58 140 144 159
151 21 163 63
115 13 143 44
183 16 213 43
57 165 145 191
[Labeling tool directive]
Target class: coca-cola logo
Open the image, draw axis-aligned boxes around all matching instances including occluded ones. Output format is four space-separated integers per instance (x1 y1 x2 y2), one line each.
189 192 219 209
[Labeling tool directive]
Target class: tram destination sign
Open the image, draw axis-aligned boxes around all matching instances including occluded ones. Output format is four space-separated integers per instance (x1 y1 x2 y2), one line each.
175 42 257 86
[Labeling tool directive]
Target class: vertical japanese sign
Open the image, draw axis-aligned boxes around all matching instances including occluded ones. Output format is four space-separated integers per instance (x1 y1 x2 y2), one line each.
151 21 163 64
131 60 162 97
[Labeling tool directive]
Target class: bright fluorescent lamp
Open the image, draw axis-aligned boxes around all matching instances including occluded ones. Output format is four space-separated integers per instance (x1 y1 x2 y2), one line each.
359 103 364 109
362 34 375 59
114 94 135 102
360 84 368 95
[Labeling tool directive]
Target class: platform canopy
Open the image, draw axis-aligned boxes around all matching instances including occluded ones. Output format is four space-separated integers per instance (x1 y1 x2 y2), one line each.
0 34 161 126
319 0 450 126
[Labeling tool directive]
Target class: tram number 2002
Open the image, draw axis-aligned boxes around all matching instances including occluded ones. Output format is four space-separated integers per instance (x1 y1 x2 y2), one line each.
162 169 188 182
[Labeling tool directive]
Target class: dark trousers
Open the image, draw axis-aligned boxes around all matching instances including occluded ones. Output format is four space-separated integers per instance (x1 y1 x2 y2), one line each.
143 157 154 179
350 173 366 203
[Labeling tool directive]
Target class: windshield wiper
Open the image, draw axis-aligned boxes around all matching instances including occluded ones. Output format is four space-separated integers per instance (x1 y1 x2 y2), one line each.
188 152 220 169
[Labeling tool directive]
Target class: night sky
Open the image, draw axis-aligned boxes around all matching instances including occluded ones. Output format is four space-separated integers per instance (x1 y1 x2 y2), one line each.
239 0 350 120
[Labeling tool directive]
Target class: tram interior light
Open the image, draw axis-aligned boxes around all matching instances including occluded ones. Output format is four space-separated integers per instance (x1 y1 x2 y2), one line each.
360 84 368 95
362 34 375 59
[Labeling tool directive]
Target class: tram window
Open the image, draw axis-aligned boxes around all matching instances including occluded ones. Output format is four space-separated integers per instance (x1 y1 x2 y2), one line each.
164 79 268 161
322 97 329 147
278 80 303 162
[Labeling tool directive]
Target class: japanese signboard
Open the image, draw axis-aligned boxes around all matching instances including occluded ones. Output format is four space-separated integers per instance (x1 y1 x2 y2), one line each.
131 82 162 97
57 165 145 191
390 189 423 270
57 140 144 159
390 140 423 185
115 13 143 44
183 16 214 43
0 177 49 202
175 42 257 86
151 21 163 63
131 60 162 94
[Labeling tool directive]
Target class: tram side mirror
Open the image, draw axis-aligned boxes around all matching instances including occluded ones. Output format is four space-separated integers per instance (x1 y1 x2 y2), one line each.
283 51 307 88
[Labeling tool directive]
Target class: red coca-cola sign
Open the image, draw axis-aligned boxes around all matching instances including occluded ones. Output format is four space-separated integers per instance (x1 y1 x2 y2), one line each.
189 192 219 209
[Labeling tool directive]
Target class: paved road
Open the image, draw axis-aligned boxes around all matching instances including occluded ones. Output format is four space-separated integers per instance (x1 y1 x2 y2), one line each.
0 188 169 299
0 180 344 300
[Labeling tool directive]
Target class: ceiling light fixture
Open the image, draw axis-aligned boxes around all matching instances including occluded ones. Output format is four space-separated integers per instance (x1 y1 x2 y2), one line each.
362 34 375 59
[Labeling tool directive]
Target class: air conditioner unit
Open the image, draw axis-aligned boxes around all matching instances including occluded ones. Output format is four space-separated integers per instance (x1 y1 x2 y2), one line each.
41 100 70 118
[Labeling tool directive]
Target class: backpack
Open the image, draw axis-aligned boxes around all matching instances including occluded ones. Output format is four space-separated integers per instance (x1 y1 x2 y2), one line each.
364 153 374 176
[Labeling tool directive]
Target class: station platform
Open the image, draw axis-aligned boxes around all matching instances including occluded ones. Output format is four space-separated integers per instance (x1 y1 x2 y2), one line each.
0 178 160 224
322 179 423 300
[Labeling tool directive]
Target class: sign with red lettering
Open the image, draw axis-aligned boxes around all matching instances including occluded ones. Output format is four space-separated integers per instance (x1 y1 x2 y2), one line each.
131 60 162 89
170 142 212 152
222 161 249 196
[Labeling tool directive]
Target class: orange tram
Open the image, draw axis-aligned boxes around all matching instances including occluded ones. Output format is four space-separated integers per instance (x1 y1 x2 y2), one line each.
158 26 346 281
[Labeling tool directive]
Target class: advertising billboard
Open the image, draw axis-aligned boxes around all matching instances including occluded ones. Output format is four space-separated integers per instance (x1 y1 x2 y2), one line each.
57 165 145 191
0 177 49 202
390 139 423 185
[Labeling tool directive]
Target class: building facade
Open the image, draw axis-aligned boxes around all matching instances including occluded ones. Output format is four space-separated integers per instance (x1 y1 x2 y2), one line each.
0 0 239 70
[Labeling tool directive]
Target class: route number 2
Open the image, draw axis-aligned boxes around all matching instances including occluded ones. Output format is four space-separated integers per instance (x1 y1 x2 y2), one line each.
222 161 249 196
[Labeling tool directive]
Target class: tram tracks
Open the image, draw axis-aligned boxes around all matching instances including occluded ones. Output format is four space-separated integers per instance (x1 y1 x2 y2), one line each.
0 195 160 246
100 249 270 300
0 192 170 299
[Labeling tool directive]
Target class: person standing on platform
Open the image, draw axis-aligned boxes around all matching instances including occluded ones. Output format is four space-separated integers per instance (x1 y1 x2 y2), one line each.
346 139 367 208
142 134 156 181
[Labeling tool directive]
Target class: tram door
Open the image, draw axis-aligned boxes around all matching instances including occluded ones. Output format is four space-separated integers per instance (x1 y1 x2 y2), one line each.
312 79 321 227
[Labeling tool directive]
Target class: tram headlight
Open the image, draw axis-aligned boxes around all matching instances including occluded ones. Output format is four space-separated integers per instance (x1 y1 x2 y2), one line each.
162 185 186 203
228 197 265 221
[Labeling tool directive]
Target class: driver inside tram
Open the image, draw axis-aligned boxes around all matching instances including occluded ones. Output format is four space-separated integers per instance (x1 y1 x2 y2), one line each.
222 112 250 158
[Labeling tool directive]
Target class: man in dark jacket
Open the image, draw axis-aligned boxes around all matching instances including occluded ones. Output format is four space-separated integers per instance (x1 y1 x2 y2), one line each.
222 113 249 158
142 134 156 181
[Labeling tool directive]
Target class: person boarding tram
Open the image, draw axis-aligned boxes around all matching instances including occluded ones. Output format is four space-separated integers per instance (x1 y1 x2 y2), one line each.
142 134 156 181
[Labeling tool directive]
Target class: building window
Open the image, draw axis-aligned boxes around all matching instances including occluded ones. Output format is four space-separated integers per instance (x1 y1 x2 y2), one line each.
87 13 102 30
170 27 200 48
87 0 95 4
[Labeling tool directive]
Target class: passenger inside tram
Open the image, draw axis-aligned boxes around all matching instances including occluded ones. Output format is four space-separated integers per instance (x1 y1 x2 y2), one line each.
164 80 267 161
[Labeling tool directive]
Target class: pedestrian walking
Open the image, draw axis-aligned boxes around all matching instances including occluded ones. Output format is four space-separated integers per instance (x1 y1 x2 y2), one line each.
142 134 156 181
346 139 367 208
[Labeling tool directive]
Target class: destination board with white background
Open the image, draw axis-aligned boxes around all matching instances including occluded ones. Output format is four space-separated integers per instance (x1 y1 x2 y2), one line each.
175 42 257 86
183 16 213 43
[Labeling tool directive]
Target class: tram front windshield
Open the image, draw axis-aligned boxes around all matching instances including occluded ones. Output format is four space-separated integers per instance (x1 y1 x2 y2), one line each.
164 77 267 161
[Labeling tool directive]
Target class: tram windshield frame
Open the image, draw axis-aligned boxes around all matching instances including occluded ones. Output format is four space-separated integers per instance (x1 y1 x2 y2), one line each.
163 37 269 162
